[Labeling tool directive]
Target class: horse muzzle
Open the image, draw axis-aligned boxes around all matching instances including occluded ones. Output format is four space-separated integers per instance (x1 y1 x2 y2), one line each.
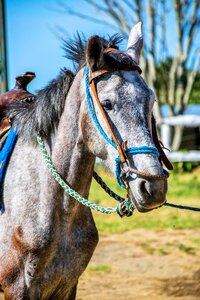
128 176 168 213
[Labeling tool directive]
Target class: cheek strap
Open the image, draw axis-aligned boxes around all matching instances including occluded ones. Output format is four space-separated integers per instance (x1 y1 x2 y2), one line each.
151 115 173 170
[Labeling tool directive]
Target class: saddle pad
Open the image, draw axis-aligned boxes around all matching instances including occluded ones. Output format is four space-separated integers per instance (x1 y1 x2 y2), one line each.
0 128 17 186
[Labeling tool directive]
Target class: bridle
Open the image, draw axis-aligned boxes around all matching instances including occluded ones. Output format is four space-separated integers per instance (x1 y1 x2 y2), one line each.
86 48 173 189
36 46 200 216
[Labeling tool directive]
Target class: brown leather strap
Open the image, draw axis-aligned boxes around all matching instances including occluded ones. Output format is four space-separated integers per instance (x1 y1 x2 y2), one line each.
126 166 169 180
89 75 173 170
89 47 142 83
88 48 171 172
90 79 126 163
104 48 142 74
89 65 142 84
151 115 173 170
88 46 143 164
89 64 141 163
105 47 118 53
89 47 124 158
89 69 113 83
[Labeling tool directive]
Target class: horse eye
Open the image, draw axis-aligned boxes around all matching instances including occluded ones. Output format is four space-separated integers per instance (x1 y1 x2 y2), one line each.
102 100 112 110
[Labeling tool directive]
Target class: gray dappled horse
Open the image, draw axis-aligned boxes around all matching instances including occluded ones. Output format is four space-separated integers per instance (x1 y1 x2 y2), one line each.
0 23 170 299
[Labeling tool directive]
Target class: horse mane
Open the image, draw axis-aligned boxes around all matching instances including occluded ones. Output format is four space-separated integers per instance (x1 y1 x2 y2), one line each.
3 33 127 141
4 69 74 141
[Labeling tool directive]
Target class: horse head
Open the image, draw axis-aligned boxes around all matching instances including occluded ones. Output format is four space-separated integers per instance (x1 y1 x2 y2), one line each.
80 23 171 212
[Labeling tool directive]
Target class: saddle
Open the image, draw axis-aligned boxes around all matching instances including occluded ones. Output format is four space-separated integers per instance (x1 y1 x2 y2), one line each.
0 72 36 146
0 72 36 196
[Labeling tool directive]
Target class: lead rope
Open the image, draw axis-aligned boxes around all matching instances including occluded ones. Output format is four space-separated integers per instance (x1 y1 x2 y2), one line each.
37 134 134 217
93 168 200 212
93 171 124 203
37 134 200 214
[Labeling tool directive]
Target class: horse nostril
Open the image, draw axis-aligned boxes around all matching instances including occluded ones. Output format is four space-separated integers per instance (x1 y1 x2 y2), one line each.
137 178 166 204
128 177 167 212
139 180 145 193
138 179 151 198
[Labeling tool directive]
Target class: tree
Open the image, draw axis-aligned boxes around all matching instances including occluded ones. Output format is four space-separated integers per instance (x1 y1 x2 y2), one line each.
0 0 8 93
57 0 200 151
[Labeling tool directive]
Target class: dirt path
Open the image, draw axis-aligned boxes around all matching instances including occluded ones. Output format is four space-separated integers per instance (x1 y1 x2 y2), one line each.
77 229 200 300
1 229 200 300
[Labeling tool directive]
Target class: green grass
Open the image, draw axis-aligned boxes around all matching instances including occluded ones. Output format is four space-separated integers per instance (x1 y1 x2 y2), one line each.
191 238 200 246
158 248 169 255
178 243 196 255
89 166 200 234
88 265 112 273
167 173 200 198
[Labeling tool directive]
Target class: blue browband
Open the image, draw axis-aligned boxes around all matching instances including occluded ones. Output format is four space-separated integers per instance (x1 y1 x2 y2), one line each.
85 65 160 188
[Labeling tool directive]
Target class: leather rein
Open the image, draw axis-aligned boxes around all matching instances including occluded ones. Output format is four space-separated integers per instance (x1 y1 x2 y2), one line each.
87 48 173 186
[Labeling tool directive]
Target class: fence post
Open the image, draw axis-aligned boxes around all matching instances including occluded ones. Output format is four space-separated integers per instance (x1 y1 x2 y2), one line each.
0 0 8 93
160 124 172 150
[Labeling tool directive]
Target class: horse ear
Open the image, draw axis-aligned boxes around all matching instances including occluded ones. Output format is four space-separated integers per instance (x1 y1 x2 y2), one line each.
86 36 104 71
126 22 143 65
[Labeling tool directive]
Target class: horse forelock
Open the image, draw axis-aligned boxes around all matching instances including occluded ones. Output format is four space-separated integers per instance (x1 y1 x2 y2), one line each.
62 32 129 71
3 69 74 141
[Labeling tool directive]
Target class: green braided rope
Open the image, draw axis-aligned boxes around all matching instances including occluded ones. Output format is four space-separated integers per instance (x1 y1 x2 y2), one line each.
37 133 131 215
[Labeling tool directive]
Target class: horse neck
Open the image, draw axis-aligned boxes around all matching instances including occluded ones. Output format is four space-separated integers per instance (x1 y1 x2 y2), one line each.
51 69 95 208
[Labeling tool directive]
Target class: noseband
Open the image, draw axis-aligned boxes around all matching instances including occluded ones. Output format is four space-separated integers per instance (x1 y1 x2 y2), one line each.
85 49 172 188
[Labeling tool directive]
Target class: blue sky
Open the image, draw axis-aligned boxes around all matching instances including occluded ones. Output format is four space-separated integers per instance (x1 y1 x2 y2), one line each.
5 0 188 93
5 0 115 92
